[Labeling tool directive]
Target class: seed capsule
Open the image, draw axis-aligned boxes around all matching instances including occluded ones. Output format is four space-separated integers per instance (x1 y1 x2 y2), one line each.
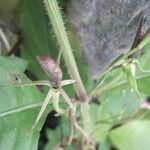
37 55 62 88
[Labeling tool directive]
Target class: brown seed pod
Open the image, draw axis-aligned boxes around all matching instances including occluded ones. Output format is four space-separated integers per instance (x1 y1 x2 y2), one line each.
37 55 62 88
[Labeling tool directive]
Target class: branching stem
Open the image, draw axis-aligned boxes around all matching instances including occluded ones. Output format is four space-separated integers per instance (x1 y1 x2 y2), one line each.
44 0 93 147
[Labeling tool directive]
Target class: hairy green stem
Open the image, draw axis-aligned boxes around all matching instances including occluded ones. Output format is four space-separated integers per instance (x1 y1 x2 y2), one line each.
44 0 93 146
44 0 87 101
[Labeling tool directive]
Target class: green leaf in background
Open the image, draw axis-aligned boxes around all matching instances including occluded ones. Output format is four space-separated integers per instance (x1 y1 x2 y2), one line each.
45 128 61 150
19 0 54 80
109 120 150 150
0 56 52 150
101 89 143 119
1 0 150 148
136 42 150 95
45 116 71 150
90 41 150 149
91 89 144 144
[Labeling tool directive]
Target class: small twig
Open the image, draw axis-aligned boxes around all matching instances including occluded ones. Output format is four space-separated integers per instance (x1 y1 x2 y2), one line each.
68 109 75 145
69 108 93 144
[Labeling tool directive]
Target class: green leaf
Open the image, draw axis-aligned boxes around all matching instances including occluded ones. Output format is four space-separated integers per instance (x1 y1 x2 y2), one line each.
45 116 71 150
0 56 52 150
20 0 57 80
45 128 61 150
109 120 150 150
92 123 111 143
91 89 145 145
101 89 143 117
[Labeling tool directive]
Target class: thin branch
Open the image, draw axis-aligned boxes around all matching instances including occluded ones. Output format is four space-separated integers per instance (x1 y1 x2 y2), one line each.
69 108 92 144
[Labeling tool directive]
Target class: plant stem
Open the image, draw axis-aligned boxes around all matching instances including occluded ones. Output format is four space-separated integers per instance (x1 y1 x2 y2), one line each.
44 0 87 102
44 0 93 147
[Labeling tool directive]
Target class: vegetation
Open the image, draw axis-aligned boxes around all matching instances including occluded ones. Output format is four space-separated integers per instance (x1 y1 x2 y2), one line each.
0 0 150 150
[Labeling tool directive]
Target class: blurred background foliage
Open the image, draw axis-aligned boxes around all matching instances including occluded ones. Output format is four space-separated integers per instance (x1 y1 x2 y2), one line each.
0 0 150 150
